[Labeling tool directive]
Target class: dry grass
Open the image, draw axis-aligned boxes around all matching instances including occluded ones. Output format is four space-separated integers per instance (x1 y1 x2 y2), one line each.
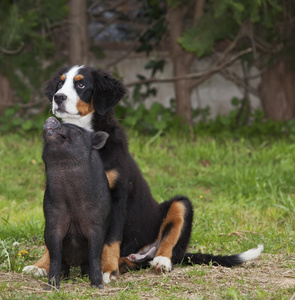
1 254 295 299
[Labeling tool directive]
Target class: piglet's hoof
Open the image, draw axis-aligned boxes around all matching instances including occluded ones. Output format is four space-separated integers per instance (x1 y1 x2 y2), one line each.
91 283 104 289
45 285 59 291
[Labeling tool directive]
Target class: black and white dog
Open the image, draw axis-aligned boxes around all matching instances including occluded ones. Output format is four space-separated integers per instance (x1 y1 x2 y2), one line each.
23 65 263 283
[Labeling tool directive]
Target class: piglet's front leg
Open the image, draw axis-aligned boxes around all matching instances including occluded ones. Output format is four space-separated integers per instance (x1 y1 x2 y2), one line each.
45 228 63 290
47 246 62 290
88 231 105 289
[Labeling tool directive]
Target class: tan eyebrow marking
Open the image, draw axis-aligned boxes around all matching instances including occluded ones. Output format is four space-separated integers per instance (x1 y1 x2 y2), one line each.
60 74 66 81
74 74 84 81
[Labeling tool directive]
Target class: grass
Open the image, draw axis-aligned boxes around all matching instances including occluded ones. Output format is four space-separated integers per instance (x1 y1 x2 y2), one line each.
0 128 295 299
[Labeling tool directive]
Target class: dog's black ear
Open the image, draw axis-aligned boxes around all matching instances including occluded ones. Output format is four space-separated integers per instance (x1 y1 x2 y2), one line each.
92 131 109 150
92 69 127 115
44 67 69 102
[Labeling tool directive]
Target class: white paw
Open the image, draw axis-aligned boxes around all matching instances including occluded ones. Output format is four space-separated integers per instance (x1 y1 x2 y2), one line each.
102 272 117 284
22 265 47 277
150 256 172 272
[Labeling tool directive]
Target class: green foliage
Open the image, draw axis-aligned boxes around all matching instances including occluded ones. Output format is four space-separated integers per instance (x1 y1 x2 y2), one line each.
116 101 182 134
0 234 44 273
136 0 166 54
115 58 179 134
0 239 25 273
0 0 68 113
116 94 295 142
194 105 295 142
144 59 166 77
0 107 52 134
0 0 68 51
179 12 237 58
128 59 166 106
179 0 286 59
0 106 21 132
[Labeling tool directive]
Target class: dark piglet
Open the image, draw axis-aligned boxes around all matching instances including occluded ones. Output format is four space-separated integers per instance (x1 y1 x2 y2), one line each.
42 116 111 289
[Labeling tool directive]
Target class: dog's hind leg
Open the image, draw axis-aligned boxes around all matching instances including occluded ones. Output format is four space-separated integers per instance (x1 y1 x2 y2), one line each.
150 196 193 273
118 257 138 274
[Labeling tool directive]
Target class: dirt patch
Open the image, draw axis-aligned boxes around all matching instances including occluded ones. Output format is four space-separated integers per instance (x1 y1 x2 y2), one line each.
1 254 295 299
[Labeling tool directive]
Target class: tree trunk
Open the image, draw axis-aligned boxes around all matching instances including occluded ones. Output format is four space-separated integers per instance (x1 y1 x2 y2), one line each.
166 1 204 126
68 0 89 65
167 7 193 126
0 72 17 113
259 60 295 120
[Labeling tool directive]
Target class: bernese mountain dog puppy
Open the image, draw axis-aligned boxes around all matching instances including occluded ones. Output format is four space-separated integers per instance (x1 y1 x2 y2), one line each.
23 65 263 283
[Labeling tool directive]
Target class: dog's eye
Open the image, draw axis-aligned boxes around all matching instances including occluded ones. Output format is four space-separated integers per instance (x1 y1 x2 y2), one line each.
57 81 63 89
76 82 85 89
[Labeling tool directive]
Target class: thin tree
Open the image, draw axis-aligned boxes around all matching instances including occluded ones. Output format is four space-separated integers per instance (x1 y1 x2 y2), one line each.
166 0 205 126
68 0 89 65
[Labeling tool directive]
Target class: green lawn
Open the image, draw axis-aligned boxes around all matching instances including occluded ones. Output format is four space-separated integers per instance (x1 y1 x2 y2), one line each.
0 129 295 299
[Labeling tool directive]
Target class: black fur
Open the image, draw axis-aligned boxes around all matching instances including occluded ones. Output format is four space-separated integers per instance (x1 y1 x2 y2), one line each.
92 69 127 115
91 111 194 260
42 117 111 289
43 66 261 277
182 252 247 267
45 67 69 100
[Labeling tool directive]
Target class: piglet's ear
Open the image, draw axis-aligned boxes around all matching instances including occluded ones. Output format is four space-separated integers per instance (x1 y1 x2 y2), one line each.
44 67 69 102
92 131 109 150
92 69 127 115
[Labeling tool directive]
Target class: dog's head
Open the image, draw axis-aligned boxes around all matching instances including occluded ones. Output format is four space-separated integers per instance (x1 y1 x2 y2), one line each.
45 65 127 129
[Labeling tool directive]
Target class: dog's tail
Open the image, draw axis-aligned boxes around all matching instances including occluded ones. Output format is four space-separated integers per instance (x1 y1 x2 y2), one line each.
182 244 263 267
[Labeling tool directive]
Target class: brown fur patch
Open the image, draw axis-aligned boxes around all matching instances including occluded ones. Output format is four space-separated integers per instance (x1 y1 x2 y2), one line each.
76 98 94 116
105 169 119 189
74 74 84 81
101 242 120 276
60 74 66 81
154 202 186 259
33 247 50 275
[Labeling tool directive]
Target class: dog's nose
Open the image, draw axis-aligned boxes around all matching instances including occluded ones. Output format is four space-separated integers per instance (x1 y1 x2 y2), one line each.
54 93 67 104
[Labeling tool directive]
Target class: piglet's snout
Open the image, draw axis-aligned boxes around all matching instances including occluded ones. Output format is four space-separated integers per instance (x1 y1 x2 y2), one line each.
44 117 60 131
43 117 61 136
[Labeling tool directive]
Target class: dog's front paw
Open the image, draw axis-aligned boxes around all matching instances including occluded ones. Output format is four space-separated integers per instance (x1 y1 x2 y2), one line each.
150 256 172 273
102 271 118 284
22 265 47 277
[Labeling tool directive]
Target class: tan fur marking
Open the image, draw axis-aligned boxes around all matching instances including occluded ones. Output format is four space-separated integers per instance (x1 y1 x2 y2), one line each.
60 74 66 81
155 202 186 259
105 169 119 189
76 98 94 116
101 242 120 276
74 74 84 81
119 257 137 274
33 247 50 275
